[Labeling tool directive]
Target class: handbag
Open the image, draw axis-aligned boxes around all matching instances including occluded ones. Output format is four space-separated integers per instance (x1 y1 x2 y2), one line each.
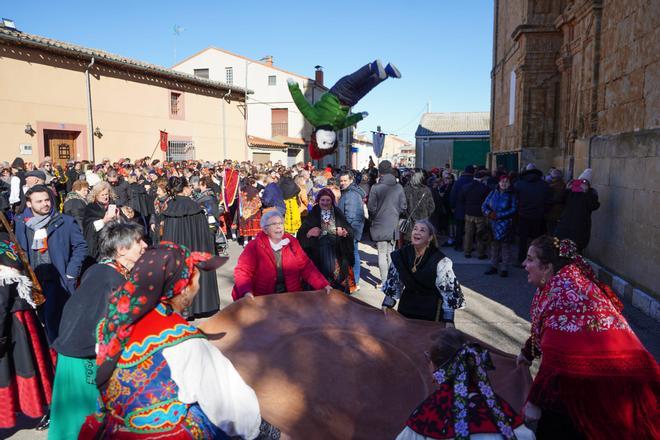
399 193 425 235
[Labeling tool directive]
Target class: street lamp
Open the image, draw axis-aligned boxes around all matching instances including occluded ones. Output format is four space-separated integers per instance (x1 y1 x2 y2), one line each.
24 123 36 136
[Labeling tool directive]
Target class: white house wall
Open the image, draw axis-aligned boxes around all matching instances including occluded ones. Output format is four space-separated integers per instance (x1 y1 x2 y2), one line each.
174 49 319 142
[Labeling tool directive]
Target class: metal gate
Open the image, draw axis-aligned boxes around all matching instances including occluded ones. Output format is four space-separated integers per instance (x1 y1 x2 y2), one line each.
166 140 195 162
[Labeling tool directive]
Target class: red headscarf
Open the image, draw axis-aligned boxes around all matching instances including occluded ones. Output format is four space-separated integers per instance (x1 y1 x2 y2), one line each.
95 242 224 391
526 239 659 438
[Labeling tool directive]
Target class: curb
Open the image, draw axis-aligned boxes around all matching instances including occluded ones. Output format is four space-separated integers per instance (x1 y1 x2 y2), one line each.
588 260 660 322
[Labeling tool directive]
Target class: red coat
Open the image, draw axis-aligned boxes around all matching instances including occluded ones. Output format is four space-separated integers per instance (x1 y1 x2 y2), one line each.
232 232 329 300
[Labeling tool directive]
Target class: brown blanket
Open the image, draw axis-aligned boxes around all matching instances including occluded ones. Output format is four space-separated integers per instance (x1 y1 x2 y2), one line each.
199 291 532 440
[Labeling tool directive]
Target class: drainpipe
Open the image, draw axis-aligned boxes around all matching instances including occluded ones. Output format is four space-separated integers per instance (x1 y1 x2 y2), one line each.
85 57 95 163
490 0 499 170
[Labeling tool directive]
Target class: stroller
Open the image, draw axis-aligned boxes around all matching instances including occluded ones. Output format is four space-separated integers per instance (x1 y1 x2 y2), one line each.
214 202 229 257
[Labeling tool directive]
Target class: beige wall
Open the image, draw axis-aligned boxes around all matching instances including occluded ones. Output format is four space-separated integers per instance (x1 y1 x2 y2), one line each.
0 44 247 164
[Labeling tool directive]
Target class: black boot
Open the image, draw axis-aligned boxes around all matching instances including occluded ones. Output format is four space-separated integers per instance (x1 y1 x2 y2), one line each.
484 266 498 275
500 270 509 278
35 410 50 431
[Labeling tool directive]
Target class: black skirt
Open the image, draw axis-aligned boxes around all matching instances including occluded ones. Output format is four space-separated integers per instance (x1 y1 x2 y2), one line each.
162 197 220 318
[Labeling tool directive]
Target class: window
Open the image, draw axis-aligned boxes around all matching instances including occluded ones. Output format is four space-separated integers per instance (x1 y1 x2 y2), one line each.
271 108 288 137
508 70 516 126
225 67 233 84
268 75 276 86
253 152 270 165
193 68 209 79
170 92 182 117
166 140 195 162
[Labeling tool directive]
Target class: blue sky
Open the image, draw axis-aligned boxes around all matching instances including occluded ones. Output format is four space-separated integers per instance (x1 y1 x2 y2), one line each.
3 0 494 141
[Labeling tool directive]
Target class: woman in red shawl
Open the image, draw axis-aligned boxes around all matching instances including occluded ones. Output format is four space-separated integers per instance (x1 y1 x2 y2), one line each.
519 236 658 439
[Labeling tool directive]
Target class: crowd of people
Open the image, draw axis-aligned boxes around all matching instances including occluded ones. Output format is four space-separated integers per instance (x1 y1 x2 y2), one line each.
0 154 656 439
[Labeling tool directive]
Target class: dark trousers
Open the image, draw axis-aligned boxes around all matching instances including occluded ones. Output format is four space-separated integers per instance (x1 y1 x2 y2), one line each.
330 62 386 107
517 217 546 262
38 280 69 344
454 219 465 250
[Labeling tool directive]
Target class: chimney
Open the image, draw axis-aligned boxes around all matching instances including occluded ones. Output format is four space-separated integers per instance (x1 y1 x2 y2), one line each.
260 55 273 66
314 65 324 87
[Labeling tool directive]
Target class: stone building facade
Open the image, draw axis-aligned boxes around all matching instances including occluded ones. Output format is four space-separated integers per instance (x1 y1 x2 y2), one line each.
490 0 659 297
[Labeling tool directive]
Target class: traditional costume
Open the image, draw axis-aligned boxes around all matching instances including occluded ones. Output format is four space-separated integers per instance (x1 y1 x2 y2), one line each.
49 260 130 439
162 195 219 319
279 176 301 234
382 245 464 323
238 185 262 238
222 168 239 237
79 243 279 439
297 189 356 293
0 240 54 429
397 344 534 440
520 239 659 439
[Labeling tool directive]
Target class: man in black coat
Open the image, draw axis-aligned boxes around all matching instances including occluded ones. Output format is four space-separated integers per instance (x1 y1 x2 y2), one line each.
514 164 551 263
449 166 474 251
459 170 491 258
106 169 130 207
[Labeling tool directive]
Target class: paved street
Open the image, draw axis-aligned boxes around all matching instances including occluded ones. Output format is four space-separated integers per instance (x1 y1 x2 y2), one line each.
4 239 658 439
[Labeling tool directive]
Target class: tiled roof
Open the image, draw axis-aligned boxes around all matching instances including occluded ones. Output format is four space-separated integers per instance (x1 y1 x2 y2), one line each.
387 134 413 146
415 112 490 137
247 135 287 149
0 28 250 96
353 133 373 145
273 135 306 146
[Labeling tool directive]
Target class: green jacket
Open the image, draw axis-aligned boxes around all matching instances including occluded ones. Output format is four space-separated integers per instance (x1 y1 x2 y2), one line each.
288 82 364 131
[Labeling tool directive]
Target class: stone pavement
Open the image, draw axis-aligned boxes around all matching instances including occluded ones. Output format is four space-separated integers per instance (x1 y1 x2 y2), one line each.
5 239 658 439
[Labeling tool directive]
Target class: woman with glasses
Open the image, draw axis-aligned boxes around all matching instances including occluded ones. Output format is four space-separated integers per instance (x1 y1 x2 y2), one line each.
232 210 331 301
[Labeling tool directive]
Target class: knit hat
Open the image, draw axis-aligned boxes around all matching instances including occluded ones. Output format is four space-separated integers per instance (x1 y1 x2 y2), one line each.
577 168 593 183
464 165 475 174
525 163 537 171
378 160 393 175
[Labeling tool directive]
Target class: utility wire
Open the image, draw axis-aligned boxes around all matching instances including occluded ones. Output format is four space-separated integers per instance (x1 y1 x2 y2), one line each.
390 103 428 134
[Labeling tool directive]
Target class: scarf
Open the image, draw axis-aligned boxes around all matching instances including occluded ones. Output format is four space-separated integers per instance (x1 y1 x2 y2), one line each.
0 241 35 308
320 208 333 224
64 191 86 203
25 214 52 251
526 240 659 438
269 238 290 252
406 344 521 440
